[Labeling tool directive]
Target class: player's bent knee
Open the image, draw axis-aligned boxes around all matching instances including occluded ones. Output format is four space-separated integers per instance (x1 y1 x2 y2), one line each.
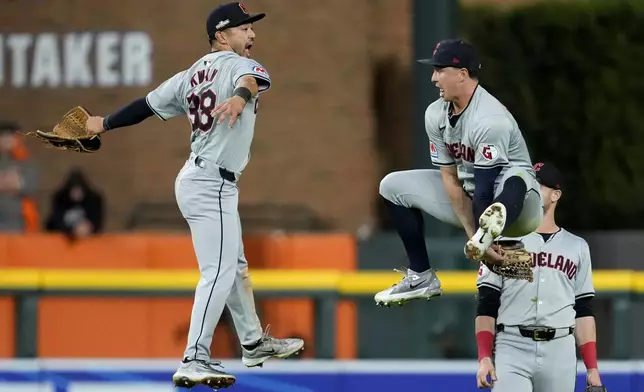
379 172 403 202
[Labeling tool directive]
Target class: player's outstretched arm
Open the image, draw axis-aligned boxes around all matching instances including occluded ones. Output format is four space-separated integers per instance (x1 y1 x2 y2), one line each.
86 97 155 135
236 75 260 98
440 165 476 238
211 75 259 129
85 70 188 135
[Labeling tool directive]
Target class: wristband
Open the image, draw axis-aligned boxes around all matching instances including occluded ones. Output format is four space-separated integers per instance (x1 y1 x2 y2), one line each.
102 116 112 131
476 331 494 361
233 87 252 102
580 341 598 369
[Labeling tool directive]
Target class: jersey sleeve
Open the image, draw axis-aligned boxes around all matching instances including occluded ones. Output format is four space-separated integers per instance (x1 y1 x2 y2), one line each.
476 262 503 291
470 115 512 169
145 71 187 121
575 239 595 300
231 58 271 93
425 106 454 167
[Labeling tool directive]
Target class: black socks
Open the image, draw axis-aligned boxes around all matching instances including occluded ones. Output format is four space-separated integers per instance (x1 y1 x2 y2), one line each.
242 339 262 351
383 198 430 273
493 175 527 229
381 175 526 273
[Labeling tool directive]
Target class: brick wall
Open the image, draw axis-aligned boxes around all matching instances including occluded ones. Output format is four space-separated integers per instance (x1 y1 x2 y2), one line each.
0 0 537 233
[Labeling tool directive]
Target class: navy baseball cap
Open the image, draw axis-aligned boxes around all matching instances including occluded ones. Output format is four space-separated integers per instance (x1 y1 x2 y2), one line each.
534 162 564 191
418 38 481 72
206 2 266 40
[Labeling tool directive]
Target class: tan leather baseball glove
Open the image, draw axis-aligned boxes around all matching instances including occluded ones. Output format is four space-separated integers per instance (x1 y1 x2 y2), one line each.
28 106 101 153
484 240 534 282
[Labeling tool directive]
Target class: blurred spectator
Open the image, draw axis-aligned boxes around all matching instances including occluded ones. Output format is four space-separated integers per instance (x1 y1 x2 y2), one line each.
0 122 39 232
46 168 104 239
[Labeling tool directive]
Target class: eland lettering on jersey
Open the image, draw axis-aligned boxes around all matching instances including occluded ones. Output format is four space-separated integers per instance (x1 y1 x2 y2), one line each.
530 252 577 280
476 230 595 328
424 85 534 195
446 142 475 162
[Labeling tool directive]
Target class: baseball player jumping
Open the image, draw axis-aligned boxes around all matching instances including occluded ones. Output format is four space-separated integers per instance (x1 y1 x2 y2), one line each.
475 162 604 392
82 2 303 389
376 38 542 306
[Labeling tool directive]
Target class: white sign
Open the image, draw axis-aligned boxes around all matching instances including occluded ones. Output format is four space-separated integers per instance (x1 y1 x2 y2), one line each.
68 383 173 392
0 32 153 88
0 385 54 392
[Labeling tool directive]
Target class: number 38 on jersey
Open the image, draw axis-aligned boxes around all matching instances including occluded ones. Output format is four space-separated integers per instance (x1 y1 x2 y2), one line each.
186 89 259 133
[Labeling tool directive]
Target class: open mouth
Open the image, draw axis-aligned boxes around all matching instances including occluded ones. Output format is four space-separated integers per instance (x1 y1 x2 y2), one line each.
244 43 253 57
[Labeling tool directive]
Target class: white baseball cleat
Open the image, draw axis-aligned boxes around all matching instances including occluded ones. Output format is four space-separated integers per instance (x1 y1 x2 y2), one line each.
241 325 304 368
374 267 442 307
172 359 236 390
464 202 507 261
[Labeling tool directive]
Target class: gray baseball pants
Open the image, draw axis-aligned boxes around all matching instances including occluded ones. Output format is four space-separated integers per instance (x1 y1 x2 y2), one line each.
175 154 263 361
491 330 577 392
379 167 543 238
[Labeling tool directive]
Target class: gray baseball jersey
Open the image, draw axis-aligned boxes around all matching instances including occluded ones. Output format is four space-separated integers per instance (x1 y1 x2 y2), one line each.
477 229 595 328
476 229 595 392
425 85 534 196
146 50 271 174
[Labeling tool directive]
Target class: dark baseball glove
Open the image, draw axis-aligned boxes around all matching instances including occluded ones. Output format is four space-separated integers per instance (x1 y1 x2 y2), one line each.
27 106 101 153
484 240 534 282
585 386 607 392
